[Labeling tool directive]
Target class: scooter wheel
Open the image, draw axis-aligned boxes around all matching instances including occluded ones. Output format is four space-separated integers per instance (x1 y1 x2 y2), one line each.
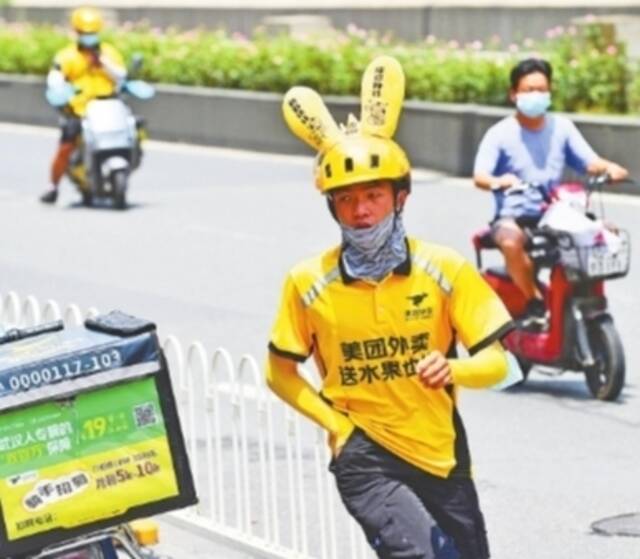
112 169 128 210
585 319 625 401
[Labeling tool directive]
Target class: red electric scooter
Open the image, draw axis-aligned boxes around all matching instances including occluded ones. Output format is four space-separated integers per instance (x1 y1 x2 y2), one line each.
473 176 631 401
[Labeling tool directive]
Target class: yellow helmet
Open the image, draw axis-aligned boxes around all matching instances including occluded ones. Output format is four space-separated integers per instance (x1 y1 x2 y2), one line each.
316 136 409 192
70 7 104 34
283 55 411 193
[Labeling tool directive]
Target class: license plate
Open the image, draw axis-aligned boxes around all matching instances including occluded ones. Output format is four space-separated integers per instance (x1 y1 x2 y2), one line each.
586 244 629 277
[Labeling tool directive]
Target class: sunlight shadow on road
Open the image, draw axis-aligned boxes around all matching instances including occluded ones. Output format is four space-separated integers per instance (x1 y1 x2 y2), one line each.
64 201 151 211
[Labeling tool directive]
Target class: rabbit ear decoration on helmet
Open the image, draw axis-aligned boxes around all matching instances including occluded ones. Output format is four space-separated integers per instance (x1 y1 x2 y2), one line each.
360 55 405 139
282 56 411 194
282 86 343 153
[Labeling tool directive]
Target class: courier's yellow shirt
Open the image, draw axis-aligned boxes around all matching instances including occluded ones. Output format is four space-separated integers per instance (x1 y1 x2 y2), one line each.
53 43 124 116
269 237 513 478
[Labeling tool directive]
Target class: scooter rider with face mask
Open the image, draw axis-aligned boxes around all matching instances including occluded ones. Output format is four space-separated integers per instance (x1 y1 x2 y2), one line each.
267 56 516 559
473 58 628 322
41 6 126 204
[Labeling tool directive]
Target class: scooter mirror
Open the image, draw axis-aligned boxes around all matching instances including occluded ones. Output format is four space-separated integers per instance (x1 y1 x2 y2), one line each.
129 52 144 75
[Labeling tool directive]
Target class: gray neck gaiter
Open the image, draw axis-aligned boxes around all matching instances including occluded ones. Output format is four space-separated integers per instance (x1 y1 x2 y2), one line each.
341 212 408 282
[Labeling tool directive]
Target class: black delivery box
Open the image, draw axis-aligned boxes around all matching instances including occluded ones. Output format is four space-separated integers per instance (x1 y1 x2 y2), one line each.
0 312 197 558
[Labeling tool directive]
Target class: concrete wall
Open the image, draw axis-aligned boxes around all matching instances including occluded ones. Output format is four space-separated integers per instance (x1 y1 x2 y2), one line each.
1 74 638 194
0 75 52 127
425 6 640 43
4 4 640 43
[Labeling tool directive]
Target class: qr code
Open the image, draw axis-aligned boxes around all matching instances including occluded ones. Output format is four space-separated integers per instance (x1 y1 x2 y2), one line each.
133 402 158 428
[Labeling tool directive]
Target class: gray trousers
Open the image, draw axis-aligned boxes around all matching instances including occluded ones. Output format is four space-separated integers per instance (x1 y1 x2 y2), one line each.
330 429 490 559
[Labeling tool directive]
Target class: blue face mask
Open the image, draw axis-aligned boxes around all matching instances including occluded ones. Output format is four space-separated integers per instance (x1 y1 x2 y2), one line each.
515 91 551 118
78 33 100 48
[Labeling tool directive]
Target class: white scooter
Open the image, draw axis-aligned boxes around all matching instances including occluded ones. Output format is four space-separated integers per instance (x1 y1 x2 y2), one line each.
46 57 154 210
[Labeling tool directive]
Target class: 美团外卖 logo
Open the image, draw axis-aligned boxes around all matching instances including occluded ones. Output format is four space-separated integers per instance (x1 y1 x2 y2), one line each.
405 293 433 321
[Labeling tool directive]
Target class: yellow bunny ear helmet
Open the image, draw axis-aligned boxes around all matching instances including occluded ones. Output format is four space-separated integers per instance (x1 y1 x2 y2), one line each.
282 56 410 194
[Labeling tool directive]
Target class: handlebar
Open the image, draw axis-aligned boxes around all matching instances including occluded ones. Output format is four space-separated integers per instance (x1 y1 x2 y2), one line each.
504 174 638 194
586 173 639 190
503 181 545 193
586 173 611 189
501 181 551 203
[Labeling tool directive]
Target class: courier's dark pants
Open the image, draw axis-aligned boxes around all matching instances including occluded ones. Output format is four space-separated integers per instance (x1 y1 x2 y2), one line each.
330 429 490 559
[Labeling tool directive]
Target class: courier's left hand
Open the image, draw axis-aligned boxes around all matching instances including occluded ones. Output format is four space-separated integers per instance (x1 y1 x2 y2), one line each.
417 350 452 389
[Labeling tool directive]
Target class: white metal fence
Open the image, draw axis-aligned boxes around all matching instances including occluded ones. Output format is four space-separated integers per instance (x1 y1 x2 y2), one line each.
0 292 373 559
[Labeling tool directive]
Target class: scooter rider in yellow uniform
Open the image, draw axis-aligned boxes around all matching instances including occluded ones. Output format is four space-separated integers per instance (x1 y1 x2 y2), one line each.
267 56 515 558
41 6 126 204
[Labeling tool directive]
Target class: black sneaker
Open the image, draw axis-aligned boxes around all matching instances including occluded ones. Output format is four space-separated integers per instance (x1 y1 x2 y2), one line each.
40 189 58 204
520 298 548 330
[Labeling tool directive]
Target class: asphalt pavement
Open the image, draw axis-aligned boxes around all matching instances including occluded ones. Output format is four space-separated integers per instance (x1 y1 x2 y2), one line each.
1 122 639 558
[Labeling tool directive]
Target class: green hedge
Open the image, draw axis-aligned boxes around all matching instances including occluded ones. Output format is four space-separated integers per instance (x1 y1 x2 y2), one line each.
1 21 638 114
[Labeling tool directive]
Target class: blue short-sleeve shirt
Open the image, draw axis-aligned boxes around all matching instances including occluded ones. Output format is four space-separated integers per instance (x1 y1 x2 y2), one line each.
473 114 598 192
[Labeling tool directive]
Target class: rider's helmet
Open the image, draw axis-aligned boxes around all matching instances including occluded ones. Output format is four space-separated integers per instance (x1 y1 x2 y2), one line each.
71 7 104 33
316 133 410 194
282 55 411 206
